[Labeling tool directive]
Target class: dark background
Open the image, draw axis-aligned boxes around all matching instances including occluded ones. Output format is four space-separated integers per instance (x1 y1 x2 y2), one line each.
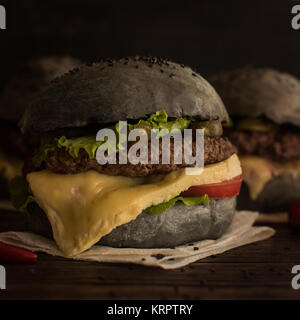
0 0 300 88
1 1 300 301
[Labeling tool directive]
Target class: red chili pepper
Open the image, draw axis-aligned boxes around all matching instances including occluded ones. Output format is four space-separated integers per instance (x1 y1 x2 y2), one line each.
0 242 37 263
289 199 300 229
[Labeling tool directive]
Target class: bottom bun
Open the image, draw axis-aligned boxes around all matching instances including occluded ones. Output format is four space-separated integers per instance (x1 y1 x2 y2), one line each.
100 198 236 248
237 173 300 213
27 197 236 249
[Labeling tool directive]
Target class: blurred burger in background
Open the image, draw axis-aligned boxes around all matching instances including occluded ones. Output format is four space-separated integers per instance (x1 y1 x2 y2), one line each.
0 56 81 198
210 67 300 213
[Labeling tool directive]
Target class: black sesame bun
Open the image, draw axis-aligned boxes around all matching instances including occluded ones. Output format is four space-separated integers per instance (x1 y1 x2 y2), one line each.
100 198 236 247
209 67 300 126
21 56 229 135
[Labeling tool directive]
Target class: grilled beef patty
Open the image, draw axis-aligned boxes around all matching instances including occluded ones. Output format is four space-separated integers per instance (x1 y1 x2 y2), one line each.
226 128 300 162
24 136 236 177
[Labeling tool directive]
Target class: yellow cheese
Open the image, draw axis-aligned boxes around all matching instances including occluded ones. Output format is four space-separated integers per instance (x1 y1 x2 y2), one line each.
0 152 22 181
279 161 300 179
27 154 241 257
241 156 300 200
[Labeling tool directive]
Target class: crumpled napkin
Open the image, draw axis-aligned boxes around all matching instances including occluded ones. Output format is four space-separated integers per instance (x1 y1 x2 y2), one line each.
0 211 275 270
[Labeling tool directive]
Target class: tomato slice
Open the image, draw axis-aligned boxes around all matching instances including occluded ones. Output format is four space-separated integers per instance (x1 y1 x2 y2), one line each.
181 175 243 199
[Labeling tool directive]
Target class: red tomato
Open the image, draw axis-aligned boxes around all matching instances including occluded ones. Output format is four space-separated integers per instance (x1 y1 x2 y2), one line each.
289 200 300 229
0 242 37 263
181 175 242 199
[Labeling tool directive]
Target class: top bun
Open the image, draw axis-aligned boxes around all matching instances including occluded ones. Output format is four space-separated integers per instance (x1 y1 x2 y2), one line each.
0 56 81 122
21 56 229 134
209 67 300 127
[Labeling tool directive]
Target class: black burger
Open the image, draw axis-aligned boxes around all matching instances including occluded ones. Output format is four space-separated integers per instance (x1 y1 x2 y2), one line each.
12 56 242 257
0 56 81 198
210 67 300 213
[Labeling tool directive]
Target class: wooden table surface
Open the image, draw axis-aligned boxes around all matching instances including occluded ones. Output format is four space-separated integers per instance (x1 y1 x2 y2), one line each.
0 210 299 300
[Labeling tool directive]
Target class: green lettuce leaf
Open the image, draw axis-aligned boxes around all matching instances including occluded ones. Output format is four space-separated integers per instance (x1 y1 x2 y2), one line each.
144 194 210 216
8 176 36 215
57 136 104 158
32 141 58 167
18 196 36 215
128 110 191 136
33 110 193 166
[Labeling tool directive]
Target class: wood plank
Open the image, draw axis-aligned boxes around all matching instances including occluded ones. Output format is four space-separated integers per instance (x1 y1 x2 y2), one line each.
0 209 299 299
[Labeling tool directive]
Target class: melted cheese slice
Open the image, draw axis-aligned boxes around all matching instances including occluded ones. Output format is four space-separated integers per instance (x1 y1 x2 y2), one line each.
0 151 22 181
27 154 241 257
241 156 300 199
